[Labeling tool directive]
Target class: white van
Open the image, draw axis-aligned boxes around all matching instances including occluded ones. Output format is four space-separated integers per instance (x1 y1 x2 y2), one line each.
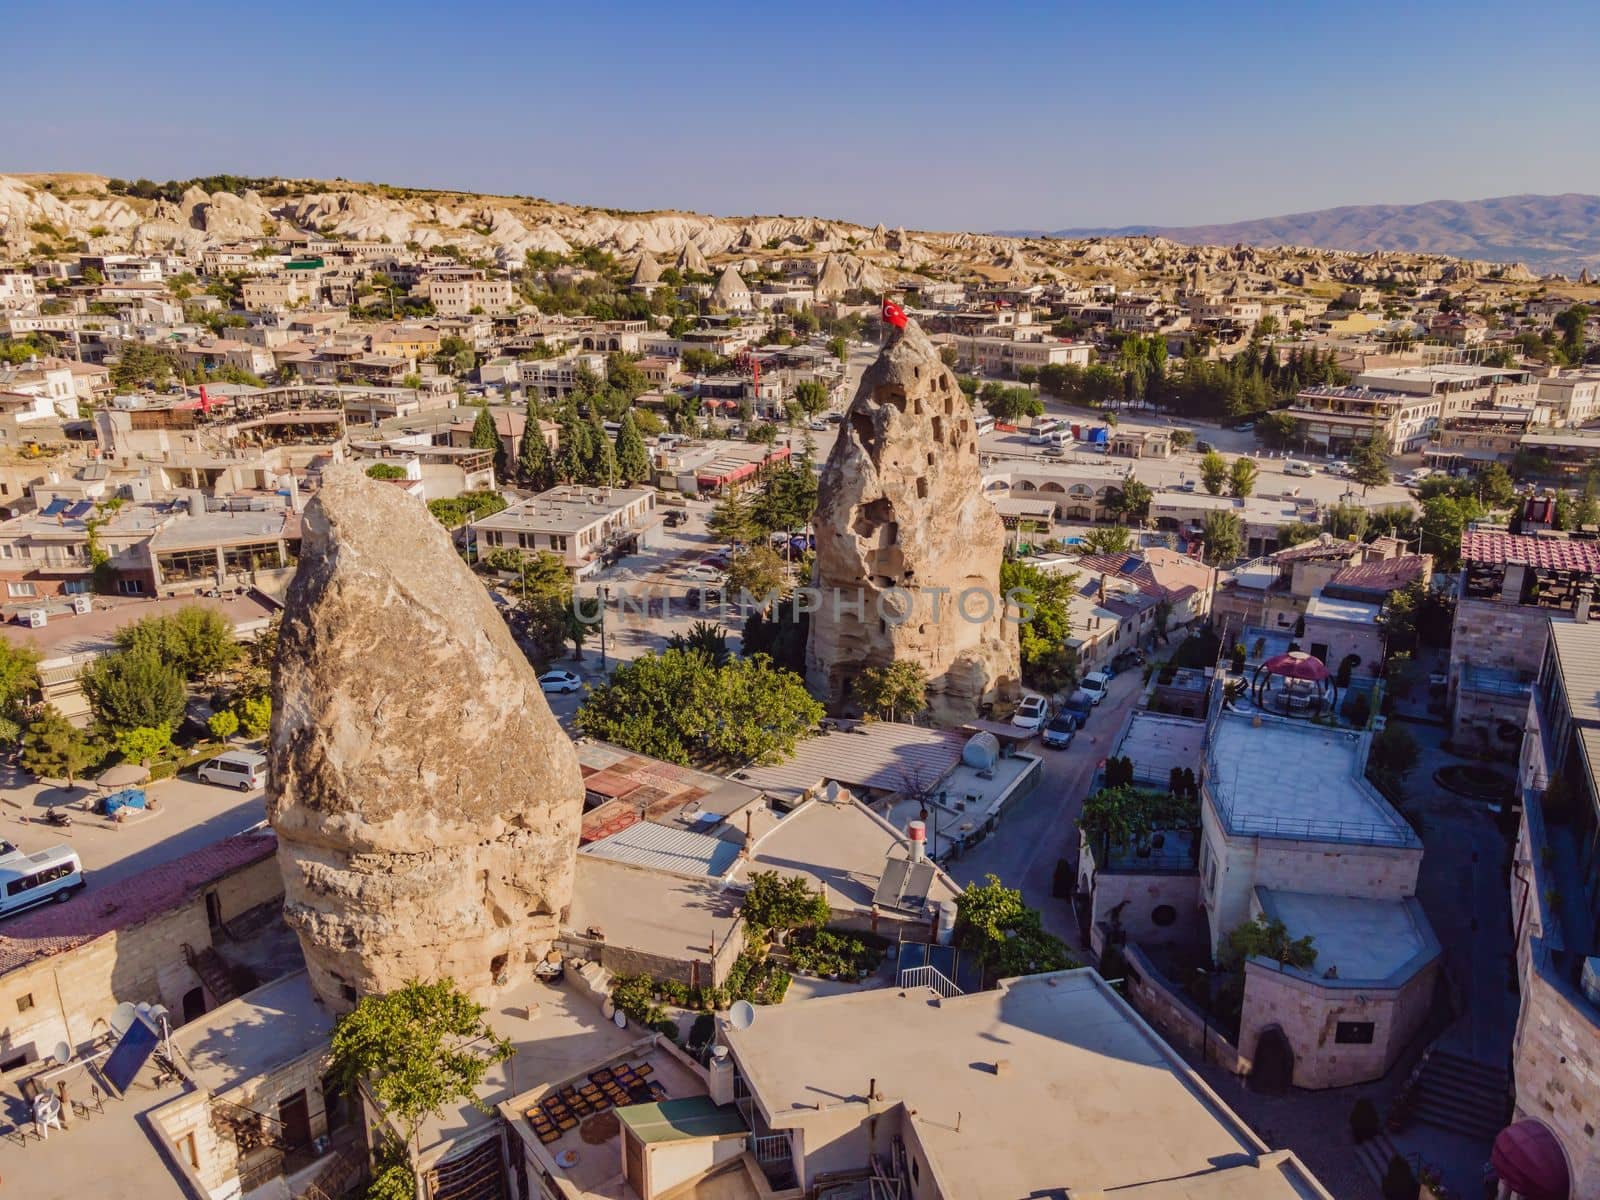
972 412 996 437
1283 460 1313 477
198 750 268 792
0 844 84 916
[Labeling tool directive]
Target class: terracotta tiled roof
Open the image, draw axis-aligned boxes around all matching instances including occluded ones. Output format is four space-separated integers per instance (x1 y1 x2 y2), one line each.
1328 555 1430 596
0 832 278 975
1461 532 1600 572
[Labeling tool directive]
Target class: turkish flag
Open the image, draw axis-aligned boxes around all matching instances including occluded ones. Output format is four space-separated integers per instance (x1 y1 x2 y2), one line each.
882 297 908 330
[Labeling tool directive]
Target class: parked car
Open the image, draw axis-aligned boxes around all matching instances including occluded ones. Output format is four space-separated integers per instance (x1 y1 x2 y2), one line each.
1196 440 1216 454
808 419 829 431
1232 420 1255 432
1041 715 1076 749
1079 671 1111 706
1061 690 1095 727
538 670 582 694
684 563 723 583
197 750 267 792
1010 695 1051 734
664 510 687 528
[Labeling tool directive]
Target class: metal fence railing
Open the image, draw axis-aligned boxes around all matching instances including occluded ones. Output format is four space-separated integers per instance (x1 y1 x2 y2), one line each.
897 965 963 998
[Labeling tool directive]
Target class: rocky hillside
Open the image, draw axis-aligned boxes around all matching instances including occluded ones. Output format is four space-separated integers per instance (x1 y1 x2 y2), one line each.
0 173 1579 294
1031 194 1600 277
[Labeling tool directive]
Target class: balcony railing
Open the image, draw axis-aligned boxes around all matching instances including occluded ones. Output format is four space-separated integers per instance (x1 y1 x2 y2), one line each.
897 965 963 998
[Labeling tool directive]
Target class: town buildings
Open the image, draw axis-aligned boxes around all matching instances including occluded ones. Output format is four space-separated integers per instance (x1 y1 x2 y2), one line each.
472 485 661 577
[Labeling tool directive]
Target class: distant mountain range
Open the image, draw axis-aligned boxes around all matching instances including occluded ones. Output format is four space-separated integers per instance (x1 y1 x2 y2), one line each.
1000 194 1600 276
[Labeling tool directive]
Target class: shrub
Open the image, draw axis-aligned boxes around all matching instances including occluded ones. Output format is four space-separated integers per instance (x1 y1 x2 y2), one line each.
687 1013 716 1053
1349 1098 1380 1143
610 975 664 1026
235 694 271 738
208 709 240 739
655 978 690 1007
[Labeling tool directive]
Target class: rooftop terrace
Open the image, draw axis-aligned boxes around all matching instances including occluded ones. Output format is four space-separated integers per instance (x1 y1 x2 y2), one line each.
1205 710 1418 848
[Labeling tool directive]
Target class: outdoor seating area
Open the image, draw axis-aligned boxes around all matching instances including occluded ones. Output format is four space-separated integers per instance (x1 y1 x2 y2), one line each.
525 1062 665 1145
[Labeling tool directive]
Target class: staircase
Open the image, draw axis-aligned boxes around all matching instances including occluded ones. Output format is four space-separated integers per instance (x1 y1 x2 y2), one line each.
295 1144 366 1200
1405 1050 1509 1141
184 943 239 1007
1354 1131 1408 1191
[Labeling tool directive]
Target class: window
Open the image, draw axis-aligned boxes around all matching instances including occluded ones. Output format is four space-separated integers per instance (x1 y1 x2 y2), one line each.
1335 1021 1375 1045
7 582 36 598
117 579 144 595
15 994 32 1013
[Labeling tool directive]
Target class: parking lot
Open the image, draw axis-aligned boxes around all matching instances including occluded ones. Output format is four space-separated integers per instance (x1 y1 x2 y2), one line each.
0 762 267 897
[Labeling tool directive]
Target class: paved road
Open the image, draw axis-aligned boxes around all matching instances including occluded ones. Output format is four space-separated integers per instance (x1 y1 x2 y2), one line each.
0 764 266 898
947 669 1147 947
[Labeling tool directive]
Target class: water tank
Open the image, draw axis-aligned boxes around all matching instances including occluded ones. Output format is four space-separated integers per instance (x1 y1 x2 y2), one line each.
936 900 958 946
188 492 205 517
962 731 1000 770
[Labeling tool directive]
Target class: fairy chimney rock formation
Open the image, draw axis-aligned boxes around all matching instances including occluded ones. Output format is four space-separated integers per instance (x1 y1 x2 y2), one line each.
267 466 584 1012
807 319 1020 723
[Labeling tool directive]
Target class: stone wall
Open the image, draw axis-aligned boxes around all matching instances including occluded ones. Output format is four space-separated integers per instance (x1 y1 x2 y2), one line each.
1237 956 1438 1089
1088 871 1206 955
1448 593 1548 744
0 853 284 1069
1118 942 1250 1077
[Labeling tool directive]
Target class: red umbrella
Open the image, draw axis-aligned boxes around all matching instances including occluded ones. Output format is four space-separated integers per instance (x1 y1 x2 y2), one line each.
1261 651 1329 682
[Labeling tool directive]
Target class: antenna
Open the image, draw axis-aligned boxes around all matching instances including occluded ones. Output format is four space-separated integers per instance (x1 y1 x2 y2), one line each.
728 1000 756 1031
109 1002 138 1037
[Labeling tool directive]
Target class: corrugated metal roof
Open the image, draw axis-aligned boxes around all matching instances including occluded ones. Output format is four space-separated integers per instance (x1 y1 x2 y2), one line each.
581 821 741 878
1550 620 1600 727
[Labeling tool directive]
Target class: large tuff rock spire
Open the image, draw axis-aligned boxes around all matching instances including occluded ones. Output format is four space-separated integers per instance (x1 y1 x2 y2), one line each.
267 466 583 1012
807 319 1020 723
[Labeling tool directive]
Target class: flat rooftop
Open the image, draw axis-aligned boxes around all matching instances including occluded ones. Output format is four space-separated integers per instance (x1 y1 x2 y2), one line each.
2 591 275 661
567 856 739 960
730 792 962 912
725 970 1330 1199
171 970 332 1094
881 751 1040 862
1114 710 1208 787
1303 594 1381 625
1206 711 1417 847
1257 889 1440 987
147 506 297 550
478 486 654 534
734 722 968 805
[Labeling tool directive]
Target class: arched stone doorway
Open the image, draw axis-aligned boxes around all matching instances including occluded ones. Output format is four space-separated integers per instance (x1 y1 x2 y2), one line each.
1250 1025 1294 1093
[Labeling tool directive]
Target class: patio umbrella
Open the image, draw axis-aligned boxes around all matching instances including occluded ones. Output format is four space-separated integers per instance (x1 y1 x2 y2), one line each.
96 762 150 790
1260 651 1329 681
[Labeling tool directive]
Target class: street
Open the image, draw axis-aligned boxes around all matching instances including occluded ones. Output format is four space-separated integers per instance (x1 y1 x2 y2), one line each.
947 665 1148 947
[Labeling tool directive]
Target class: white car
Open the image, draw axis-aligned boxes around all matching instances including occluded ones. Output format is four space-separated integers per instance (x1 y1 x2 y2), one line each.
538 670 582 694
1011 695 1051 734
682 563 723 584
1079 671 1111 706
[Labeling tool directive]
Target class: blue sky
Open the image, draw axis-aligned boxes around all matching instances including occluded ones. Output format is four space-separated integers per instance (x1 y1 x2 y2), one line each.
8 0 1600 231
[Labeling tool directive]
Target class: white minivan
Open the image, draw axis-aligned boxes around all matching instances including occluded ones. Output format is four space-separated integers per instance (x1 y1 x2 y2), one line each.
198 750 268 792
1283 460 1313 477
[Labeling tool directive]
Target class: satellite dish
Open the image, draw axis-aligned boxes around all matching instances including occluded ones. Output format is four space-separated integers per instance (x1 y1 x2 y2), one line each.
612 1009 627 1029
109 1002 138 1037
52 1042 72 1066
728 1000 756 1031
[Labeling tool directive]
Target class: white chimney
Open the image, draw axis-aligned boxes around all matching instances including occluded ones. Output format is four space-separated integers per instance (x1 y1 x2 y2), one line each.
907 820 926 864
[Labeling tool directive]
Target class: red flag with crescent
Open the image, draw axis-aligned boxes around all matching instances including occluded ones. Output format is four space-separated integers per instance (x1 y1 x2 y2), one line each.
881 297 908 329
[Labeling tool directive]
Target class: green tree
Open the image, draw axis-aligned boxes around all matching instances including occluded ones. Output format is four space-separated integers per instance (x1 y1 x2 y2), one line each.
1276 522 1322 549
666 621 731 667
1555 304 1590 364
208 709 241 739
827 336 848 363
329 979 513 1150
1575 476 1600 529
82 651 186 731
613 411 651 485
366 462 408 480
709 489 758 547
114 724 171 766
1110 479 1152 524
702 655 824 765
852 661 929 722
953 875 1076 979
555 409 588 483
469 403 500 452
741 870 830 934
793 379 830 417
1476 462 1516 508
1000 560 1077 692
1080 525 1134 555
110 342 175 391
980 383 1043 422
1419 493 1483 567
1228 456 1259 498
235 694 271 738
724 545 786 606
1256 410 1298 448
1201 510 1244 565
433 335 476 376
1168 428 1194 450
114 606 239 679
1349 430 1392 495
516 423 556 491
20 706 97 788
0 640 39 745
1199 450 1228 495
1220 916 1316 970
